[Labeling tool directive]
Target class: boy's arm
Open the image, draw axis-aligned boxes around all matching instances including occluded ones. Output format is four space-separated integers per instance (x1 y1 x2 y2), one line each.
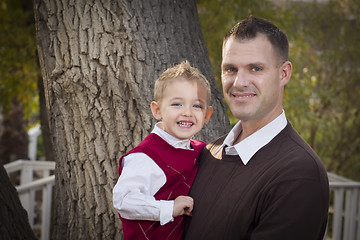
112 153 174 225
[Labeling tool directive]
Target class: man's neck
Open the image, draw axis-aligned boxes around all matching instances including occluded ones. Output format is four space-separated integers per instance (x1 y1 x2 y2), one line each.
234 111 283 144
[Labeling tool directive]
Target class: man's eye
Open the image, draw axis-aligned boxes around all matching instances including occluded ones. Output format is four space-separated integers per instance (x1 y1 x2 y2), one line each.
226 67 236 73
222 66 236 74
251 67 262 72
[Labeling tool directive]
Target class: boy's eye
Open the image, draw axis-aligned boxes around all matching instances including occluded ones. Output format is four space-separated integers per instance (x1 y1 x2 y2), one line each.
193 104 202 109
171 103 181 107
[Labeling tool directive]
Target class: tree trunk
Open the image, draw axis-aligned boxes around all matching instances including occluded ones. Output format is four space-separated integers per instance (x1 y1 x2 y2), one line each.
38 76 55 162
0 164 37 240
33 0 229 239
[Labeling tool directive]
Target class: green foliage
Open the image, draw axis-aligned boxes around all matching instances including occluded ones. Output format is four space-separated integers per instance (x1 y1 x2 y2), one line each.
0 0 40 122
197 0 360 180
285 0 360 180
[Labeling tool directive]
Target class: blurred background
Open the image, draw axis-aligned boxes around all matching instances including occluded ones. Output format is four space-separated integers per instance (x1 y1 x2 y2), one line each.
1 0 359 181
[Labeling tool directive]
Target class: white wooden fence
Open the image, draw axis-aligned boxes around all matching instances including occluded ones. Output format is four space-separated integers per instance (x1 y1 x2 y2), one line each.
325 172 360 240
4 160 55 240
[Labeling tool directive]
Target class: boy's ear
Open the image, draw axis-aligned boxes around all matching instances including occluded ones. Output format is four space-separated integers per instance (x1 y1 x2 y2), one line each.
150 101 162 120
204 106 213 124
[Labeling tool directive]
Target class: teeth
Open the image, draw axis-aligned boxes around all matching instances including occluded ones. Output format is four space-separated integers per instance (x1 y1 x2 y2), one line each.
234 94 255 98
178 122 193 127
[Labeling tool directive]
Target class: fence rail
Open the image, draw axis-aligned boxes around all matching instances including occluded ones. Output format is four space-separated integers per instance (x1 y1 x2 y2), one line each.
4 160 55 240
4 160 360 240
325 172 360 240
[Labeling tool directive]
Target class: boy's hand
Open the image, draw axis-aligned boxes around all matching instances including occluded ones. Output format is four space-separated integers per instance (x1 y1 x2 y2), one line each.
173 196 194 217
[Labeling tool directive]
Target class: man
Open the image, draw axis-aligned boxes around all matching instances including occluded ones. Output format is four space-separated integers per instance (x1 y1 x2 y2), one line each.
184 16 329 240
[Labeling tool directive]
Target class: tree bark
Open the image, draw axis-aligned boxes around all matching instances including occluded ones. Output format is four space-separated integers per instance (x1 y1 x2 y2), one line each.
34 0 229 239
38 76 55 162
0 164 37 240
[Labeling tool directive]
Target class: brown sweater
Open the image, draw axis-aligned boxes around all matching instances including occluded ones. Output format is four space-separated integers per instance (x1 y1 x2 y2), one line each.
184 122 329 240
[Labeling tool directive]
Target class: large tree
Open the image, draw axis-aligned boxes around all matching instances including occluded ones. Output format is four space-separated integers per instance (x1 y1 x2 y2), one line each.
33 0 229 239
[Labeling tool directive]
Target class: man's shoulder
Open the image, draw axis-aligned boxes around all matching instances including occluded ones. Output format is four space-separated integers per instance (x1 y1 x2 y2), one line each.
268 123 328 183
281 123 322 163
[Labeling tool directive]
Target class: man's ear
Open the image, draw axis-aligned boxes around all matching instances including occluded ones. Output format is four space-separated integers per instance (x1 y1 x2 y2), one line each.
150 101 162 120
280 61 292 87
204 106 213 124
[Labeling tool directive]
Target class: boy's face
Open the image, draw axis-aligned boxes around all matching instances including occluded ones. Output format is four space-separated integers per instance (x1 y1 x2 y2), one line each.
151 78 213 140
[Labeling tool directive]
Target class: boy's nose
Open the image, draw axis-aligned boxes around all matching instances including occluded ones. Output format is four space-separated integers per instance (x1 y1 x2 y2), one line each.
182 106 193 116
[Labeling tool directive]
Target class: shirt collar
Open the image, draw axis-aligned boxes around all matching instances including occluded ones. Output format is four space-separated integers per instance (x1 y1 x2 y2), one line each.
151 122 192 150
216 111 287 165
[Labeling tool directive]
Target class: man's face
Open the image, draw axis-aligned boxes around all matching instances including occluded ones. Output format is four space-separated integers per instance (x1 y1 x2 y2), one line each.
221 34 290 127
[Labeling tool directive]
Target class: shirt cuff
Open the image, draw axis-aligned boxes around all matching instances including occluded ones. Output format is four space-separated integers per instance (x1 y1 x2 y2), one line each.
159 200 174 225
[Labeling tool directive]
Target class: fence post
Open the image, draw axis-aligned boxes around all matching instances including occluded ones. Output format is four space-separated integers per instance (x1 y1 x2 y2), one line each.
20 162 34 227
345 189 358 240
42 182 53 240
333 188 344 240
28 124 41 161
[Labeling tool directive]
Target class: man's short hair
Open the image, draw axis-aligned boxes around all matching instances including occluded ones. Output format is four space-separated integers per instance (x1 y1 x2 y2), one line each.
224 16 289 65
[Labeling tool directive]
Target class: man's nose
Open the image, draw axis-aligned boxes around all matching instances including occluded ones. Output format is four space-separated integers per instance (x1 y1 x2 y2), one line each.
234 70 250 87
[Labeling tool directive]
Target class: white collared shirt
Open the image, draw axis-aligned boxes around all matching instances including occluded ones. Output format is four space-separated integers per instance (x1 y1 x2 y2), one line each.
112 123 192 226
216 111 287 165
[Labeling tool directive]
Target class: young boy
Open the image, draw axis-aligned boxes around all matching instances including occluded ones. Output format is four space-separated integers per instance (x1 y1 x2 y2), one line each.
112 61 213 240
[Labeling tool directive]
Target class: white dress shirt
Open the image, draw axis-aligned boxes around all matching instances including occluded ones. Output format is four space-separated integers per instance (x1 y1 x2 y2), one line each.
112 123 193 226
216 111 288 165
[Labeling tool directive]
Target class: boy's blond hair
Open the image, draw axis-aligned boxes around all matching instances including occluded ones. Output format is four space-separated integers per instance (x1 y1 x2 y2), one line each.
154 61 211 105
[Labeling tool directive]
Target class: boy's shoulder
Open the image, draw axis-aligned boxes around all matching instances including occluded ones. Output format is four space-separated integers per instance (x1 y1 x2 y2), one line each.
190 139 207 150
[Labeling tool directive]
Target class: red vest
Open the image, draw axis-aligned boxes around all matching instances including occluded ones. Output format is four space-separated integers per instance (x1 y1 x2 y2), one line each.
118 133 206 240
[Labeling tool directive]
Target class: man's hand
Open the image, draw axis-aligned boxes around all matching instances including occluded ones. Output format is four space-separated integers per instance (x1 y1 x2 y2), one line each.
173 196 194 217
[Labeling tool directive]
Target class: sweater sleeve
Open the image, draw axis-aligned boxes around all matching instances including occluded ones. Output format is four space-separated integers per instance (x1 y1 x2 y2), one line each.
112 153 174 225
251 178 328 240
